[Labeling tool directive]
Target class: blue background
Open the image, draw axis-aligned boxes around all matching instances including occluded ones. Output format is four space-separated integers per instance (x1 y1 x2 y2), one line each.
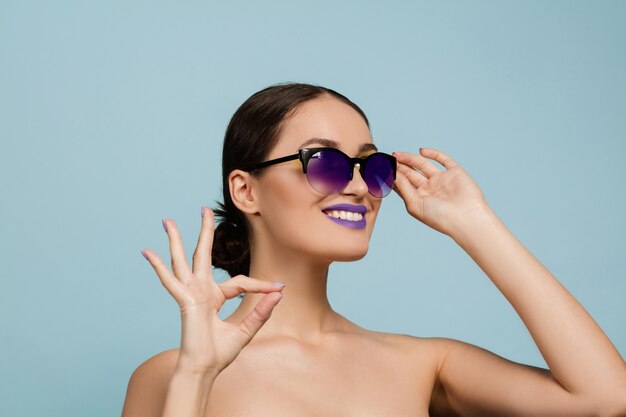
1 1 625 415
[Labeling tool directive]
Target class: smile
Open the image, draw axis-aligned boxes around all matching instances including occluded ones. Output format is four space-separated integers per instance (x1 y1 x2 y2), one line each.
322 210 366 229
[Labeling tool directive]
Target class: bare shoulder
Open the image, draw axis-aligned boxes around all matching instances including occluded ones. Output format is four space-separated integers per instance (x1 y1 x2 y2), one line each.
357 329 451 378
366 329 451 360
121 348 180 417
361 330 458 412
133 348 179 377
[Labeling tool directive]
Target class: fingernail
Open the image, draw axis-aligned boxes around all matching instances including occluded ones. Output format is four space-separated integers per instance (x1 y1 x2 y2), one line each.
162 219 168 233
419 147 424 152
201 206 205 218
141 249 149 260
272 282 286 287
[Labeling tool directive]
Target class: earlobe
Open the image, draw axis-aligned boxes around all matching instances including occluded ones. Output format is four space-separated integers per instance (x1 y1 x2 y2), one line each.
229 169 260 215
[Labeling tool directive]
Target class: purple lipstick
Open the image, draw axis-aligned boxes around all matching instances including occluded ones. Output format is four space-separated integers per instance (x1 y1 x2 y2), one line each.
321 203 367 229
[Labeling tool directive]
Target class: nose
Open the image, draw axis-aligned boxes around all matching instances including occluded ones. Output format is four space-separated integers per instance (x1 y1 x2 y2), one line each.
341 163 368 196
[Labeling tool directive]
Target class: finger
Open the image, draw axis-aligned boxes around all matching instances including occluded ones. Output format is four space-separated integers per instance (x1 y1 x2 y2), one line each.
237 291 283 341
396 162 428 189
192 206 215 278
142 248 187 304
419 147 459 170
393 151 440 177
162 218 193 283
218 275 286 300
392 168 418 202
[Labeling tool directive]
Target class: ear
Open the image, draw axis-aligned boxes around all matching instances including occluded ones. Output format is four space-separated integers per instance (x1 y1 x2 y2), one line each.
228 169 261 215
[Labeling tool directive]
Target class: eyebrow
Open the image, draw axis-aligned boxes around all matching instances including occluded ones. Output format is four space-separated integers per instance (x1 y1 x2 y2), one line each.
297 138 378 154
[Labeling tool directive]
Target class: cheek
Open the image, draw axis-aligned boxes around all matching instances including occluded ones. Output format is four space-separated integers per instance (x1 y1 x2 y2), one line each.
258 173 382 257
260 174 320 238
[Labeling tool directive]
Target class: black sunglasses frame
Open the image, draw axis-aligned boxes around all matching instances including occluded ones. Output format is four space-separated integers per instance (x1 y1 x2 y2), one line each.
239 147 397 181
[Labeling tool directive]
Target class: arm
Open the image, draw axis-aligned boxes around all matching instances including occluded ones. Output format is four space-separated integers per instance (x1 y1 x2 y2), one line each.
392 148 626 416
430 206 626 417
161 367 217 417
121 349 218 417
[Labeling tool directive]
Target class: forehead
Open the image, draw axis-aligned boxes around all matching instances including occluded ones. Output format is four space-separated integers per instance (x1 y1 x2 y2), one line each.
270 95 375 157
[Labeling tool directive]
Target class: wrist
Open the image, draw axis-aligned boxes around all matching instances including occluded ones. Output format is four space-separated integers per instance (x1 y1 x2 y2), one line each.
174 358 221 379
449 204 500 245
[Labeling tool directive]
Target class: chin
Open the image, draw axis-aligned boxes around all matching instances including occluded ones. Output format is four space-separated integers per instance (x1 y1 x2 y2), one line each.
328 243 369 262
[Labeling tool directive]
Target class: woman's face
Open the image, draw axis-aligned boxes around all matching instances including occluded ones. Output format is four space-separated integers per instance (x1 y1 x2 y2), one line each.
251 94 383 263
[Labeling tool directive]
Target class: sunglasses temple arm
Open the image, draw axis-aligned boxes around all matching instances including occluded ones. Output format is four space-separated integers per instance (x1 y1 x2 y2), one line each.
240 154 300 171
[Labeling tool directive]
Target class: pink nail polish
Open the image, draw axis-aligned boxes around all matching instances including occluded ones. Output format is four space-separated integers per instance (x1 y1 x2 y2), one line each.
141 249 149 260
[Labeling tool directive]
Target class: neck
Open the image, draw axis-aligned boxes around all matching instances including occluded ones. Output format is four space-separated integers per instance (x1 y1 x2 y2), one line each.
225 238 349 344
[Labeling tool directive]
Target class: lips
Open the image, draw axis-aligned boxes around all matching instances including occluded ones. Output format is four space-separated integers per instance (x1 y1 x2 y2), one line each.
321 203 367 214
321 203 367 229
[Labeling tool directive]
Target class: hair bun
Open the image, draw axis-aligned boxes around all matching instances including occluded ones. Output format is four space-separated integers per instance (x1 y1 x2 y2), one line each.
211 218 250 278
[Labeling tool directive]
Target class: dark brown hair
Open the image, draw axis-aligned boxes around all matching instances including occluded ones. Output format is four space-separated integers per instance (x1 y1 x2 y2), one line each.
211 82 370 278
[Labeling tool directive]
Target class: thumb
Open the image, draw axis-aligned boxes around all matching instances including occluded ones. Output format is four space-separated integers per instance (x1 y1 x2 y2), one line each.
236 291 283 341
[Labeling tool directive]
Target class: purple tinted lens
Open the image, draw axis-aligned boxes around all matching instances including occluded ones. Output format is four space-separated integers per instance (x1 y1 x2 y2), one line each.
306 149 350 194
364 154 394 197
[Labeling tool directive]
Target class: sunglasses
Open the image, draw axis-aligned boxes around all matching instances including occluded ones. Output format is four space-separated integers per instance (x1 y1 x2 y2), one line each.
239 147 397 198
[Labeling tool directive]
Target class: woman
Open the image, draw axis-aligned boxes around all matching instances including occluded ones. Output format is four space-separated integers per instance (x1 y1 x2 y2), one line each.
122 83 626 417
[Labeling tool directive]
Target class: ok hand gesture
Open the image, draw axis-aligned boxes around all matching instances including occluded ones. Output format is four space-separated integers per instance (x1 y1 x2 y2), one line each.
140 207 285 375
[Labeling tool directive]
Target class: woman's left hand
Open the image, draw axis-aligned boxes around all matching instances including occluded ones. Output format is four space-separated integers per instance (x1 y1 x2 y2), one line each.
392 147 492 237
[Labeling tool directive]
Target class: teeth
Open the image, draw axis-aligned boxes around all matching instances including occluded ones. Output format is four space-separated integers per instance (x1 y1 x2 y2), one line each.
323 210 364 221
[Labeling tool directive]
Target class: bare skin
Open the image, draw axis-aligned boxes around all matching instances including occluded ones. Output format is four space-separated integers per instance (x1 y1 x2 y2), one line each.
123 96 626 417
126 326 443 416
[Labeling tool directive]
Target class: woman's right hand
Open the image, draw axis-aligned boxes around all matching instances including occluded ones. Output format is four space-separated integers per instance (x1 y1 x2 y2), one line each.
140 206 285 376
